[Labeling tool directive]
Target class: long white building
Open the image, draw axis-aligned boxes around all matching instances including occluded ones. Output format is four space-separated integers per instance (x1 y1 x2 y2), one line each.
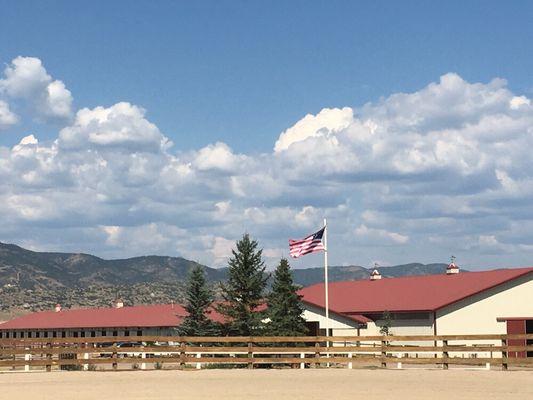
299 264 533 357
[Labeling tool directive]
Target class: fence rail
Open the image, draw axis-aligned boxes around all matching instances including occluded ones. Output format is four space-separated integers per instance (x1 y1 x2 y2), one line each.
1 334 532 372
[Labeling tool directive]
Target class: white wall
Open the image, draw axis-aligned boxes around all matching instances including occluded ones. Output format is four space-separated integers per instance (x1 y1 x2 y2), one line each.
436 273 533 357
437 274 533 335
302 303 360 336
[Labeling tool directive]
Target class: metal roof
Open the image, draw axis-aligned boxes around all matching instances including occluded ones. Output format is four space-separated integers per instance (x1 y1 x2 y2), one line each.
299 267 533 315
0 303 224 330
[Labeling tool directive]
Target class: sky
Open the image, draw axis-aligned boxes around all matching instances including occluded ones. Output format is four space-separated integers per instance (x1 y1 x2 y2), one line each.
1 1 533 270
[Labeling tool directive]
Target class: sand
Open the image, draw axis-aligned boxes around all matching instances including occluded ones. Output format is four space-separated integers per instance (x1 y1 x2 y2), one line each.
1 368 532 400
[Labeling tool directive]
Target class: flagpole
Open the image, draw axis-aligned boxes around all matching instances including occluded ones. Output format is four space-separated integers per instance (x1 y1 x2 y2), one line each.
323 218 330 355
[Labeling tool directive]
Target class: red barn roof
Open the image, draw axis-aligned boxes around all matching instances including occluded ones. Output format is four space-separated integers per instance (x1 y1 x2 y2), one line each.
0 304 225 330
299 267 533 315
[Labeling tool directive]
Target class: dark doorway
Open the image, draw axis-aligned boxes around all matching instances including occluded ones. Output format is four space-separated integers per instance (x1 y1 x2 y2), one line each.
305 321 319 336
526 320 533 358
507 320 526 358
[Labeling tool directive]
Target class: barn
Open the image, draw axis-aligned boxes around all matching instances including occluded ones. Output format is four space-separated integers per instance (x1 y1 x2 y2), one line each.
299 264 533 349
0 300 222 340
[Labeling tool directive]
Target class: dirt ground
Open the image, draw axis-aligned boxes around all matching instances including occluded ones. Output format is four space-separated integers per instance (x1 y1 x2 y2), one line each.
1 368 532 400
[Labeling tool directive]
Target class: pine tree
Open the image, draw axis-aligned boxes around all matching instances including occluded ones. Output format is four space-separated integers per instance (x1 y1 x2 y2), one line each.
218 234 268 336
379 310 393 336
266 258 308 336
179 265 218 336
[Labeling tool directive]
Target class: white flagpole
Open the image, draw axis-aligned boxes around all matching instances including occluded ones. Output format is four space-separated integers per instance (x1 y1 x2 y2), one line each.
323 218 330 358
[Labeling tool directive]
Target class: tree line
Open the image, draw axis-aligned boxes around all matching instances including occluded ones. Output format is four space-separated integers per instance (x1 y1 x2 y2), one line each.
179 234 308 337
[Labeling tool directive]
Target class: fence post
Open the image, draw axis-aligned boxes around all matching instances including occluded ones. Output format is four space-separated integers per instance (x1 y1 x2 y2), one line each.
442 339 449 370
300 353 305 369
83 342 89 371
112 347 118 371
179 341 186 370
24 349 31 372
140 342 146 370
45 342 52 372
196 352 202 370
381 339 387 369
501 337 508 371
247 340 253 370
314 341 320 368
348 353 353 370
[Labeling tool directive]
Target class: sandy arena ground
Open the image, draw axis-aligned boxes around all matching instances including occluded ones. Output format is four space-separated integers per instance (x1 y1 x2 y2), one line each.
1 369 532 400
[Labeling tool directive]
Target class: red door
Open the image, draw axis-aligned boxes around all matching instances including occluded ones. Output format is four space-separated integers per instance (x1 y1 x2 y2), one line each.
507 320 526 358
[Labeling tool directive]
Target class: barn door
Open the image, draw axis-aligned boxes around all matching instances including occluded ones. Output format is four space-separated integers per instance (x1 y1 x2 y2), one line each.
527 320 533 358
507 320 526 358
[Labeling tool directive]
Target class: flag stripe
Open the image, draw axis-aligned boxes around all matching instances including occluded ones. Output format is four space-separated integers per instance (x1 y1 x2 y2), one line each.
288 227 325 258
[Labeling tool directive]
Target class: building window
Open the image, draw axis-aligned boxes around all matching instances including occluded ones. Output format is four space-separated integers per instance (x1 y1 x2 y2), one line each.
21 331 25 338
318 328 333 336
91 331 96 337
0 332 3 339
5 332 9 339
52 331 57 338
36 332 40 338
125 330 130 337
112 330 118 337
73 332 78 338
81 331 85 338
137 330 142 336
101 330 106 337
44 331 49 338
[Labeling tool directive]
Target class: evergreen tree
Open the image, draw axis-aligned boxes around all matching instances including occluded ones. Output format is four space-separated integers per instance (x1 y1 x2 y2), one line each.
218 234 268 336
379 310 393 336
266 258 308 336
179 265 218 336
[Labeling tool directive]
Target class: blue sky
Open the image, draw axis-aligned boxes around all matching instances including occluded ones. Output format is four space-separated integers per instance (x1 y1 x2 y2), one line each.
1 1 533 270
2 1 532 152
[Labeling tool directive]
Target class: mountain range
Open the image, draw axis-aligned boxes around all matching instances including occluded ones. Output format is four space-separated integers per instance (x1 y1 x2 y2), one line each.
0 242 452 316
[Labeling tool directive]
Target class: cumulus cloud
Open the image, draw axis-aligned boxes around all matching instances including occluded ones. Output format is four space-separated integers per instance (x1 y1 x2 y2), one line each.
0 100 18 129
193 142 246 172
2 62 533 268
0 56 72 121
58 102 170 152
274 107 353 152
355 224 409 245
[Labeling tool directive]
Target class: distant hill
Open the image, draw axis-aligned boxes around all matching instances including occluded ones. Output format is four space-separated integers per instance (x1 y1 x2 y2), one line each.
290 262 452 286
0 242 454 313
0 242 225 290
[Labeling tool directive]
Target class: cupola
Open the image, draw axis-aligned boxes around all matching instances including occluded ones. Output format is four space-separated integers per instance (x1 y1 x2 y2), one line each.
370 267 382 281
446 256 459 275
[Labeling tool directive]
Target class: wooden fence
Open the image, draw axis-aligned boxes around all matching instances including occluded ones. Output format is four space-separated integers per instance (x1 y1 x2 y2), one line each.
1 334 533 372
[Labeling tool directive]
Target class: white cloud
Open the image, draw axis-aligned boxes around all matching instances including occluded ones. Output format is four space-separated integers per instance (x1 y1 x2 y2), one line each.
510 96 530 110
355 224 409 245
0 100 18 129
193 142 245 172
274 107 353 152
209 236 235 266
0 56 72 121
58 102 169 152
3 63 533 268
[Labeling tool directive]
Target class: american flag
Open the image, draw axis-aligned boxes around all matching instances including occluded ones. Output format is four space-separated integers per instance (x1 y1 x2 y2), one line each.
289 227 326 258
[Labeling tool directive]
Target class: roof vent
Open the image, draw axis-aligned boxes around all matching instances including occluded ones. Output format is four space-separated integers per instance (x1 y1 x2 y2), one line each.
370 266 382 281
446 256 459 275
114 299 124 309
54 304 61 313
